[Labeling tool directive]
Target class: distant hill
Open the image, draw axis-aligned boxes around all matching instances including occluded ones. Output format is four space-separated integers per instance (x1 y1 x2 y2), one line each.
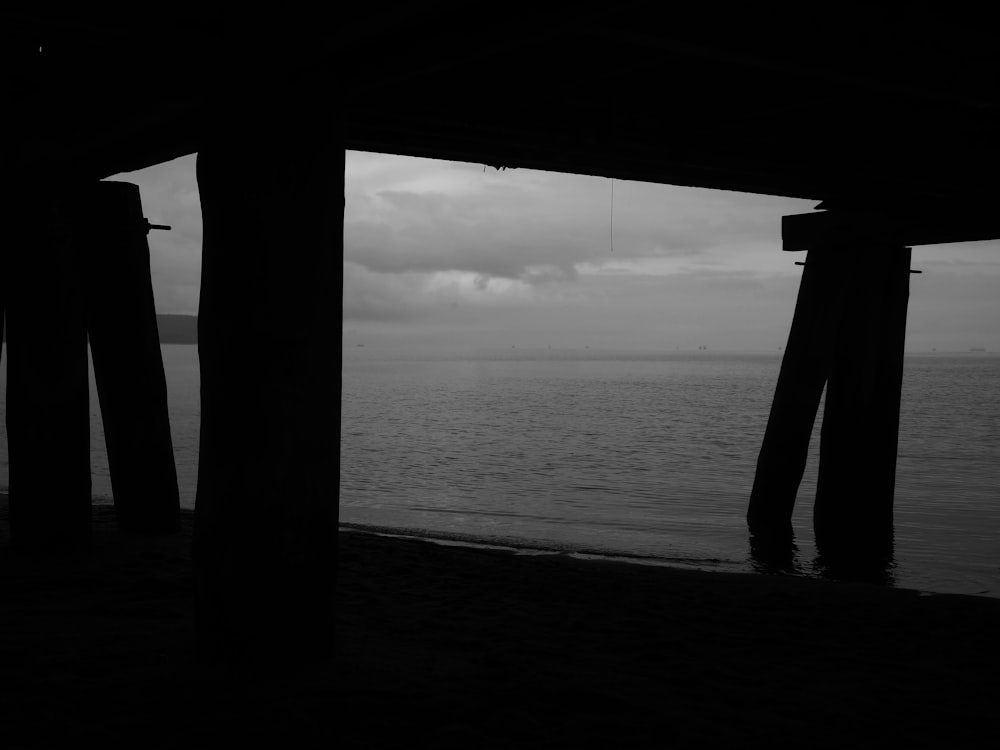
2 314 197 344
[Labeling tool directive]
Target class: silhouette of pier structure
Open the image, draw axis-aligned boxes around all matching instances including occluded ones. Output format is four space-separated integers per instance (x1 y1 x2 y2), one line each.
5 180 179 549
3 6 1000 663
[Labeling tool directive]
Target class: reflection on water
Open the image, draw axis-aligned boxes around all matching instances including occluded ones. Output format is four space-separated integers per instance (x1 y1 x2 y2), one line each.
748 527 801 576
749 527 898 587
813 532 897 587
812 552 897 587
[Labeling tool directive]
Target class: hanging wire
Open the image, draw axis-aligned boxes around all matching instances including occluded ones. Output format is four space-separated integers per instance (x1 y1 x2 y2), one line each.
610 177 615 253
609 63 616 255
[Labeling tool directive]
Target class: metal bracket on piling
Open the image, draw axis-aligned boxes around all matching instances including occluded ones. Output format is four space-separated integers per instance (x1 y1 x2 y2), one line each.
143 219 170 234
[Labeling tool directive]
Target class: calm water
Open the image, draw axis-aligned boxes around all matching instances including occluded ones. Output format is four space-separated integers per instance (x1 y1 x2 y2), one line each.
0 345 202 509
340 349 1000 598
1 346 998 597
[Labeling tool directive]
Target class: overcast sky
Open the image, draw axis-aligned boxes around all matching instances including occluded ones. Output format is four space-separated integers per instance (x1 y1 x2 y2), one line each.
115 150 1000 353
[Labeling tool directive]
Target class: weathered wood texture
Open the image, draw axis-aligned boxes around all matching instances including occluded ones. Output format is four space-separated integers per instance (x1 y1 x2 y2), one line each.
747 249 846 533
193 87 342 666
4 183 92 552
749 245 911 559
783 209 1000 251
83 181 180 533
814 246 911 557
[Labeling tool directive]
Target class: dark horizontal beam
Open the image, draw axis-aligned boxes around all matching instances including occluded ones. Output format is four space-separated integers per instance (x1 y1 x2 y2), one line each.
5 5 1000 202
783 209 1000 251
344 135 821 201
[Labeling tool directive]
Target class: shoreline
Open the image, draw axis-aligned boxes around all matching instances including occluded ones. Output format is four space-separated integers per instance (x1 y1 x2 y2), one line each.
340 520 744 567
1 503 998 744
341 518 1000 600
337 525 1000 746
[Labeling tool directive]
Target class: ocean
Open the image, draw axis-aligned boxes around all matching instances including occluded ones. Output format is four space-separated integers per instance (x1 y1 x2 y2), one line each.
1 345 998 598
339 349 1000 598
0 345 202 509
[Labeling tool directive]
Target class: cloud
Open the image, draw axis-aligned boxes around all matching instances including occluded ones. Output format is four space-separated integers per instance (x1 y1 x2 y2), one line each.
339 150 827 348
342 258 598 325
342 262 433 322
343 263 805 352
343 151 813 293
104 149 999 354
116 150 1000 354
345 186 603 283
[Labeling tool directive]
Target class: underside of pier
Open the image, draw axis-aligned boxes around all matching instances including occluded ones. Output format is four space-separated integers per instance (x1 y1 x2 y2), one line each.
3 3 1000 664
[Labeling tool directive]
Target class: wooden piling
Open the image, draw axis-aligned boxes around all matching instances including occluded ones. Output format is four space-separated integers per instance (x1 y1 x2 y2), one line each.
814 246 911 557
747 248 848 534
82 181 180 533
4 184 92 552
749 236 911 561
193 87 342 667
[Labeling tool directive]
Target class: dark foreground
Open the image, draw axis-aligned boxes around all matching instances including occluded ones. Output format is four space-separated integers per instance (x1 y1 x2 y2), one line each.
1 503 998 747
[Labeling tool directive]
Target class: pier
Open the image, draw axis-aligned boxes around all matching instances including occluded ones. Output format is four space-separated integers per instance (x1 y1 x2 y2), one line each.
3 5 1000 670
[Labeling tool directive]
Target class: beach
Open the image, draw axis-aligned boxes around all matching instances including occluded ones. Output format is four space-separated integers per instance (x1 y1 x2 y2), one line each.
337 530 1000 747
2 500 999 747
0 502 335 747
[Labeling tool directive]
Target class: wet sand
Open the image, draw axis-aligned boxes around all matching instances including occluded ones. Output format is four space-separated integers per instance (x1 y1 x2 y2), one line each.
0 502 335 747
1 500 998 747
338 529 1000 747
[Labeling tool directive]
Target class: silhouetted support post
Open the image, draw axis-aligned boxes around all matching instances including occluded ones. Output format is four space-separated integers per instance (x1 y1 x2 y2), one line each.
194 93 342 667
814 246 911 559
83 181 180 533
747 249 846 537
1 220 4 367
5 184 91 552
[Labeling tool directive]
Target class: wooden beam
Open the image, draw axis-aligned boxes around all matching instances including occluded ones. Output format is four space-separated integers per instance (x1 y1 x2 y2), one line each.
747 248 848 535
193 82 341 669
814 246 911 560
4 181 91 553
783 209 1000 251
82 181 180 533
749 243 911 573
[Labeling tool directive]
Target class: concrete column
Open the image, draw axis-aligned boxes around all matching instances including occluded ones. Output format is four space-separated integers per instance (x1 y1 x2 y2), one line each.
747 248 848 535
4 183 91 552
814 246 911 559
193 94 343 667
82 181 180 533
